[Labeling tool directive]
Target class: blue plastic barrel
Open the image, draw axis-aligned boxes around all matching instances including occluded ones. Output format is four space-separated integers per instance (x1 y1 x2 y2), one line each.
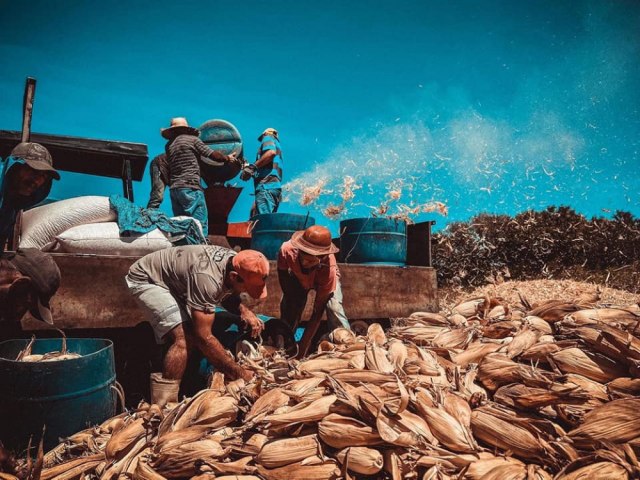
340 217 407 266
198 119 243 185
250 213 315 260
0 338 116 451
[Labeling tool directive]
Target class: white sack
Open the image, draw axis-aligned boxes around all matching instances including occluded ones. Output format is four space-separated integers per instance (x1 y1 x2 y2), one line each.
53 222 173 255
20 196 115 250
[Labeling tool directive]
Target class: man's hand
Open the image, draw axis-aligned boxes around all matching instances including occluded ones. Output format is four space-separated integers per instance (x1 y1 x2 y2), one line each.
227 152 243 166
240 163 257 181
239 304 265 338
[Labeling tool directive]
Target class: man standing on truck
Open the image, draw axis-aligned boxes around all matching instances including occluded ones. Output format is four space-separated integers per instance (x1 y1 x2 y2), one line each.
240 128 283 215
0 142 60 253
277 225 351 358
161 117 240 236
146 153 169 209
126 245 268 405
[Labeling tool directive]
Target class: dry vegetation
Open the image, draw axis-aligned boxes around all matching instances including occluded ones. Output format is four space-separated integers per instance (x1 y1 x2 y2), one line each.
433 207 640 293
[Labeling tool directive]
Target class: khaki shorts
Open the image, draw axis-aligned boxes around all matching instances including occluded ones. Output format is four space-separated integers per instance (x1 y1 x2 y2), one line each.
126 276 190 344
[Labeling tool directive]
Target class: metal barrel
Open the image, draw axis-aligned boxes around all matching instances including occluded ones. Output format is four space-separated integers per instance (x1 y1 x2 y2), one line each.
250 213 315 260
339 217 407 266
0 338 117 451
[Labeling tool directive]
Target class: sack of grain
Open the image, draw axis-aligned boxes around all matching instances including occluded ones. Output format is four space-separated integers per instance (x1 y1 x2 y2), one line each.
20 196 115 250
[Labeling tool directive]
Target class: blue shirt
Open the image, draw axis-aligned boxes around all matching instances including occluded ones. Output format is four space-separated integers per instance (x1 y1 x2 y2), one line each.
254 135 282 190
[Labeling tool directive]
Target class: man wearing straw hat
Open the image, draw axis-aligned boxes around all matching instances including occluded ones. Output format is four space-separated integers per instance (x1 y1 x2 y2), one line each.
277 225 351 357
161 117 239 236
240 128 283 215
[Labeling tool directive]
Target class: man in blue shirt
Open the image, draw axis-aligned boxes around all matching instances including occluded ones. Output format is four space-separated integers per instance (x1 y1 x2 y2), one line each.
241 128 283 215
0 143 60 253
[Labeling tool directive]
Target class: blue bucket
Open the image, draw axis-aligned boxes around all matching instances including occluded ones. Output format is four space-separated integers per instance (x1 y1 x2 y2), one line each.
250 213 315 260
340 217 407 266
0 338 117 451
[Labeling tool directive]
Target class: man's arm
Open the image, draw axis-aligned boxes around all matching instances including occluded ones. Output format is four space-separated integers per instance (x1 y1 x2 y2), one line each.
193 138 237 164
191 309 253 381
254 149 277 169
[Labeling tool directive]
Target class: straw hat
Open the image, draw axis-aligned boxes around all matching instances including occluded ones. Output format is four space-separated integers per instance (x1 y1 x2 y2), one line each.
258 127 278 141
290 225 339 256
161 117 200 139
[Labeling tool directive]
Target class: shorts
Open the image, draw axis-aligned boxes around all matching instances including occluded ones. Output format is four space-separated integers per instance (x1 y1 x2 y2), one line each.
126 276 190 344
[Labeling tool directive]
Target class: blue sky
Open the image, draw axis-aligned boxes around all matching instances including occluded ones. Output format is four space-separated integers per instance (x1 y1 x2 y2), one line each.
1 0 638 232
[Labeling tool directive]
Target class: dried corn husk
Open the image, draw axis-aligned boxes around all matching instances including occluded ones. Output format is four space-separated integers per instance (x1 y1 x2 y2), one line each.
470 407 547 462
245 388 289 422
451 341 501 367
263 394 336 426
569 307 640 326
152 439 229 478
330 328 356 344
414 398 475 452
104 417 145 460
462 455 525 479
40 454 104 480
296 357 351 374
551 347 627 383
483 321 520 339
367 323 387 345
432 327 475 349
376 407 436 447
364 341 395 373
568 398 640 448
478 353 558 391
173 394 237 430
503 326 541 358
256 435 321 468
256 460 340 480
607 377 640 398
452 297 484 318
494 383 589 410
387 339 408 371
336 447 383 475
524 316 553 334
318 414 383 448
556 462 629 480
409 311 451 326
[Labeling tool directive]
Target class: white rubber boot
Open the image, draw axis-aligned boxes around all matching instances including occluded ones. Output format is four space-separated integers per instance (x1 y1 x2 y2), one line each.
149 372 180 407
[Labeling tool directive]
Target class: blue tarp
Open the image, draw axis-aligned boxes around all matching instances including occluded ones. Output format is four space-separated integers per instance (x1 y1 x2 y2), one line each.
108 194 206 246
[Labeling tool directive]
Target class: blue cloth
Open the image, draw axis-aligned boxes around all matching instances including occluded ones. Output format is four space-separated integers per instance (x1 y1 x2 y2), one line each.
108 194 206 245
254 135 282 190
255 186 282 214
169 188 209 236
0 156 53 253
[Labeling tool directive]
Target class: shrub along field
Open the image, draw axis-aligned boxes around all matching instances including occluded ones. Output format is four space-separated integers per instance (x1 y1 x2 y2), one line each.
433 207 640 293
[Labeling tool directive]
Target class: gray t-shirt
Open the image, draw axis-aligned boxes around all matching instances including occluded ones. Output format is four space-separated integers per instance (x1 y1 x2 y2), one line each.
127 245 236 313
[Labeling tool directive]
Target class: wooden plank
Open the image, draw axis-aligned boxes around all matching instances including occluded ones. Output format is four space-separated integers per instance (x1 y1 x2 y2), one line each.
0 130 148 180
21 254 438 330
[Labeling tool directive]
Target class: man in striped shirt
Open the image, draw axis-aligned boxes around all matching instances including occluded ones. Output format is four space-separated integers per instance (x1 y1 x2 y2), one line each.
161 117 238 236
241 127 283 215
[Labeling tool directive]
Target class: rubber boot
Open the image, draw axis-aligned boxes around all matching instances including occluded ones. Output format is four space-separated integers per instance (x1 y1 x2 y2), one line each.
149 372 180 407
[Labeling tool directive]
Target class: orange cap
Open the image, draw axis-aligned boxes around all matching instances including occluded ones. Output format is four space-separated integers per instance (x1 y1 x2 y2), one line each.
232 250 269 299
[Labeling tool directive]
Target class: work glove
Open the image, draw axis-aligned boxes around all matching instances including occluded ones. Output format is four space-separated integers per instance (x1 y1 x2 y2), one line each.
240 163 257 181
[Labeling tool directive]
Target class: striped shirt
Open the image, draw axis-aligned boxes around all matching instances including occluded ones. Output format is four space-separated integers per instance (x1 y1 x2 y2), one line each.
254 135 282 189
165 134 228 190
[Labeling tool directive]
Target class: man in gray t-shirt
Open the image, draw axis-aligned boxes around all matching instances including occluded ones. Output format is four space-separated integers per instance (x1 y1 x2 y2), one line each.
126 245 269 405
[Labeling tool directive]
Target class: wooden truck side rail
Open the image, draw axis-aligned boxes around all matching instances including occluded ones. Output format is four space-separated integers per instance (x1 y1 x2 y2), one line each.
21 253 438 330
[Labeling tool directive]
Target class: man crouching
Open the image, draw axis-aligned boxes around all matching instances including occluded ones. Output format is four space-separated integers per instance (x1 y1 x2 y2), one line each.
126 245 268 405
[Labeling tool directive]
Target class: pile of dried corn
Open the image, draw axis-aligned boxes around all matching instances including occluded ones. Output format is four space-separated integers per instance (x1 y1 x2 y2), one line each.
10 292 640 480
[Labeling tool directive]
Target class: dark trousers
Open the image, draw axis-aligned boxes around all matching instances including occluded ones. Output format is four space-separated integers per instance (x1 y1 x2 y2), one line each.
147 157 166 209
278 269 350 332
